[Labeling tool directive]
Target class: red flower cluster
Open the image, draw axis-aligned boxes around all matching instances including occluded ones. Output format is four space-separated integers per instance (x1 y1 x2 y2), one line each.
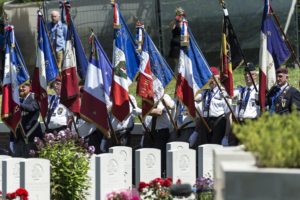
6 188 29 200
138 177 173 192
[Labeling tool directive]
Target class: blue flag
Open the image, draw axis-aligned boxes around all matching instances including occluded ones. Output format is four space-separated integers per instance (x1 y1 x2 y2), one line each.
5 26 30 85
38 16 58 82
146 32 173 88
115 5 139 81
70 19 89 79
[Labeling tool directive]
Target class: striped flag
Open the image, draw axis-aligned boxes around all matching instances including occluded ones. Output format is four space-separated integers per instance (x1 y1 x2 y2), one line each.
80 33 112 136
1 26 29 133
259 0 291 111
136 25 173 117
220 7 244 97
175 26 212 118
60 0 88 79
32 11 59 119
60 1 80 114
111 2 139 122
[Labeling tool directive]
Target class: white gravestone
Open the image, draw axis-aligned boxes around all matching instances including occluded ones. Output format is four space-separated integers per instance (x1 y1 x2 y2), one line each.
135 148 161 186
97 153 123 200
109 146 132 189
2 158 25 197
86 155 96 200
167 149 196 186
0 156 11 198
198 144 222 178
166 142 189 177
20 158 50 200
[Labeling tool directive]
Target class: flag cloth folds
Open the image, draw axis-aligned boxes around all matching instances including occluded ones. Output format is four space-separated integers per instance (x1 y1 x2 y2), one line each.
32 12 59 118
60 1 80 114
60 0 88 79
175 27 212 118
80 33 112 136
259 0 291 110
137 30 173 117
220 8 244 97
111 2 139 122
1 26 29 133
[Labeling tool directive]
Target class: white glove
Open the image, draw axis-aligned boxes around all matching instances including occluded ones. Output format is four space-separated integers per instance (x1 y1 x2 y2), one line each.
188 131 199 148
100 139 107 153
9 142 15 154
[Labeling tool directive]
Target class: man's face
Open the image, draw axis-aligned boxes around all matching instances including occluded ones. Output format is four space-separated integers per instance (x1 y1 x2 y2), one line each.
53 81 62 95
244 71 257 86
276 73 288 86
19 85 30 98
51 12 60 24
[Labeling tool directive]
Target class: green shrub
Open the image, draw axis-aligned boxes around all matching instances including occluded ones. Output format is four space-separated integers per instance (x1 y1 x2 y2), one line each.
233 111 300 168
33 129 94 200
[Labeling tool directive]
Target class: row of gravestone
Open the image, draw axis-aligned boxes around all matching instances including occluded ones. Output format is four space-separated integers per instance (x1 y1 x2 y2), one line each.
0 142 223 200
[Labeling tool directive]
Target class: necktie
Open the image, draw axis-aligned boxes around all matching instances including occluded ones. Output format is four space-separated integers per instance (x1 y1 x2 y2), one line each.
205 90 213 110
46 96 59 125
177 104 184 124
270 86 281 113
242 87 251 110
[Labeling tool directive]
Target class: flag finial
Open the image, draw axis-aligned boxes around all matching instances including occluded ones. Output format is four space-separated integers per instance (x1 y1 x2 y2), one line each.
135 20 144 52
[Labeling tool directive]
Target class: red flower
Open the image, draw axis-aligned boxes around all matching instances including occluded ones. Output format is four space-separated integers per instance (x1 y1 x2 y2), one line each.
6 192 17 199
176 179 182 184
151 178 164 186
163 178 172 187
138 182 149 192
16 188 29 196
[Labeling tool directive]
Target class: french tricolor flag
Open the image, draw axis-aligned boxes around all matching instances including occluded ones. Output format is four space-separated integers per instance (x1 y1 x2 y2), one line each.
259 0 291 111
32 11 58 119
1 26 24 134
175 28 212 118
80 33 112 136
111 2 139 122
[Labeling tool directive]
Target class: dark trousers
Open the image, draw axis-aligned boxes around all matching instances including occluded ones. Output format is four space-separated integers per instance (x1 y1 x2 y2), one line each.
199 116 226 145
143 128 170 177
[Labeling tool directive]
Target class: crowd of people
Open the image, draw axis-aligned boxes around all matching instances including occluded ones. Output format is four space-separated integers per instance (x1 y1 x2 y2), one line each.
6 8 300 178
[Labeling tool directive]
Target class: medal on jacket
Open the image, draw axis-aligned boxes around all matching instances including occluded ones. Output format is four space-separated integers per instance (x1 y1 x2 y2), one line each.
281 98 287 108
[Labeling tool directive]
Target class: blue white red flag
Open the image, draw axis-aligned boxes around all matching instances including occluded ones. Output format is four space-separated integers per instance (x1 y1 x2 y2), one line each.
32 11 59 118
60 0 88 79
259 0 291 111
1 26 28 133
80 33 112 136
111 2 139 122
175 28 212 118
137 29 173 117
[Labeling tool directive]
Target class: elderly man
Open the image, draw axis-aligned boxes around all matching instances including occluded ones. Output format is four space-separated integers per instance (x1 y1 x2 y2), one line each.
267 68 300 114
12 82 43 157
47 10 67 71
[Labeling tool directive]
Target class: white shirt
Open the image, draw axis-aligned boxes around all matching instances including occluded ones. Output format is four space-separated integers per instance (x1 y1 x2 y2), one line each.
145 94 175 131
48 95 72 129
175 100 195 128
72 117 96 138
111 95 141 131
234 85 260 119
201 87 230 118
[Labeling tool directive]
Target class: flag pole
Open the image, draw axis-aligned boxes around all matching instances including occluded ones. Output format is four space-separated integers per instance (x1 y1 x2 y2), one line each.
107 115 120 145
270 6 300 68
161 98 178 131
219 0 258 92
